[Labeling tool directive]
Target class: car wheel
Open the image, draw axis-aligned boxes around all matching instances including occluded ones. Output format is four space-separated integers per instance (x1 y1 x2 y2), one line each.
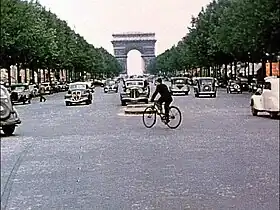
65 102 70 106
121 101 126 106
251 105 258 116
269 112 278 119
2 125 16 136
185 92 189 95
213 93 216 98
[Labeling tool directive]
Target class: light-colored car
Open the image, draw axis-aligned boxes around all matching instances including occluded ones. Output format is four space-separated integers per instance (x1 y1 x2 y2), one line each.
250 77 280 119
104 80 118 93
120 79 149 106
41 82 53 94
226 80 242 94
64 82 93 106
193 77 217 98
0 85 21 136
169 77 190 95
29 84 39 97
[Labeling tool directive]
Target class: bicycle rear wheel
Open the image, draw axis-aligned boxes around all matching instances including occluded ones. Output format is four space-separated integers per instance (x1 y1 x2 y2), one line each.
166 106 182 129
142 106 157 128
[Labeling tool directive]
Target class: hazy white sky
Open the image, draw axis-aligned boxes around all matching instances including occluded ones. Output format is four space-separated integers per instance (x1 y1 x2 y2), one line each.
38 0 211 73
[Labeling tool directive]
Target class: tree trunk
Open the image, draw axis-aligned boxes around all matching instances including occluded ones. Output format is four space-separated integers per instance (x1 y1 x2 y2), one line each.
16 63 21 83
234 61 237 79
7 66 11 86
224 64 228 81
24 68 27 83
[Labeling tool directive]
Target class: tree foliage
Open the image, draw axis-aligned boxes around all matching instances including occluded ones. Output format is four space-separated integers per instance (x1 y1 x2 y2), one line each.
148 0 280 75
0 0 122 79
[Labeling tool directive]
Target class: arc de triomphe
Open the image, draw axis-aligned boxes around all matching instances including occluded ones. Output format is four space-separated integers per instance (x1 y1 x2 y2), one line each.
111 32 156 74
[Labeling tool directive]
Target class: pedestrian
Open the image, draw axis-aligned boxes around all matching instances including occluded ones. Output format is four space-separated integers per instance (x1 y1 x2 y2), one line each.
39 85 46 102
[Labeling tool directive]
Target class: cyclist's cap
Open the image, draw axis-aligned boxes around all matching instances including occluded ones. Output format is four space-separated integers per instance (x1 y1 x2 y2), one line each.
157 78 162 83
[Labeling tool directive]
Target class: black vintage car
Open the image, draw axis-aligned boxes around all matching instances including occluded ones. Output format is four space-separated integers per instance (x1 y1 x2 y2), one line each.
226 80 242 94
120 79 149 106
64 82 93 106
193 77 217 98
0 85 21 136
10 84 32 104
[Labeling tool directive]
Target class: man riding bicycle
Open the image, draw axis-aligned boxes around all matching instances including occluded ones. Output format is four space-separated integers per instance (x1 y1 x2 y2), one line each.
150 78 173 123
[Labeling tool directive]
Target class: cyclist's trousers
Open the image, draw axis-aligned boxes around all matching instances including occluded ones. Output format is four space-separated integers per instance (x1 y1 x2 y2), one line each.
157 97 173 118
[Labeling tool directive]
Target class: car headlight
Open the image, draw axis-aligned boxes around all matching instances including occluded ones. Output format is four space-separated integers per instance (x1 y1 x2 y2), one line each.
126 89 130 93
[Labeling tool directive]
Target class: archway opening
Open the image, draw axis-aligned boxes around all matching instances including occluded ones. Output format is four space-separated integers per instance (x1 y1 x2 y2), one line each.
127 50 143 76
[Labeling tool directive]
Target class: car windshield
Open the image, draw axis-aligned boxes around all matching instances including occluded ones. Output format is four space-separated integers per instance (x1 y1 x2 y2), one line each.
199 79 213 85
126 81 144 86
172 79 186 84
12 86 25 91
69 84 86 89
107 81 115 85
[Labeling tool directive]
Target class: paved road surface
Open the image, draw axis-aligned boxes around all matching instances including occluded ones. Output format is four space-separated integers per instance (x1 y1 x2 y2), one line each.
1 86 279 210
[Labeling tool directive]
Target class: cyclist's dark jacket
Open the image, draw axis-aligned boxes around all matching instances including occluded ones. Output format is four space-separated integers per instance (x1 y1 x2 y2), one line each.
151 84 172 101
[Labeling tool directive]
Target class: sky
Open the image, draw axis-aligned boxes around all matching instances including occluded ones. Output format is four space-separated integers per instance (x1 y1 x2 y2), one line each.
38 0 211 74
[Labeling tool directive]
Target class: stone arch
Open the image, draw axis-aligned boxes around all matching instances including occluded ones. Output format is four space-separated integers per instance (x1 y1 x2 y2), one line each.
111 32 156 74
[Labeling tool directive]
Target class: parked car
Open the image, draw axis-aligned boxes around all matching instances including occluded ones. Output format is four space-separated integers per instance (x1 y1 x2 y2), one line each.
237 77 249 91
28 84 39 97
10 83 32 104
64 82 93 106
41 82 53 94
193 77 217 98
248 78 263 93
226 80 242 94
0 85 21 136
250 77 280 119
169 77 190 95
120 79 149 106
104 80 118 93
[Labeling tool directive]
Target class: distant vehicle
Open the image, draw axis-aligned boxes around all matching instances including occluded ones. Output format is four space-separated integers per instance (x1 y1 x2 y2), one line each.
10 83 32 104
193 77 217 98
0 85 21 136
250 77 280 119
120 78 149 106
64 82 93 106
93 79 105 87
237 77 249 91
169 77 190 95
104 80 118 93
41 82 53 94
226 80 242 94
28 84 39 97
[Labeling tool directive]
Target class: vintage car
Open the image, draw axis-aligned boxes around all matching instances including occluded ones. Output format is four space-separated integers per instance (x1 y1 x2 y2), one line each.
104 80 118 93
28 84 39 97
120 79 149 106
0 85 21 136
41 82 53 94
193 77 217 98
248 78 263 93
237 77 249 91
250 77 280 119
64 82 93 106
10 83 32 104
169 77 190 95
226 80 242 94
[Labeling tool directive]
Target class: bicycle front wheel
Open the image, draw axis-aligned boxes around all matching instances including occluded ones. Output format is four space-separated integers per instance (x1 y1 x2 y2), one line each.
142 106 157 128
166 106 182 129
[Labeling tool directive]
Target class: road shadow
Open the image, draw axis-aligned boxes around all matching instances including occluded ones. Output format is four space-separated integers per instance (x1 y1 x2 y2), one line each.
256 114 280 120
0 133 21 138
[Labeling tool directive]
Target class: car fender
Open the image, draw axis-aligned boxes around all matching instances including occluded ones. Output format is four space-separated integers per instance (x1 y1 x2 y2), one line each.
251 95 264 110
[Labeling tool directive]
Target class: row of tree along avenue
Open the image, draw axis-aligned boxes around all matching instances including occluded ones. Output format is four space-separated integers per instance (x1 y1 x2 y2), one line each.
1 0 122 86
148 0 280 82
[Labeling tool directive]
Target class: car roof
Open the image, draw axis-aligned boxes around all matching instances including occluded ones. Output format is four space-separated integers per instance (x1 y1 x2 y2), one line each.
196 77 214 80
171 77 188 79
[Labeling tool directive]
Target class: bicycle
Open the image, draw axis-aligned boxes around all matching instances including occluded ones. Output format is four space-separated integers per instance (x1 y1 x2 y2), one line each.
142 101 182 129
